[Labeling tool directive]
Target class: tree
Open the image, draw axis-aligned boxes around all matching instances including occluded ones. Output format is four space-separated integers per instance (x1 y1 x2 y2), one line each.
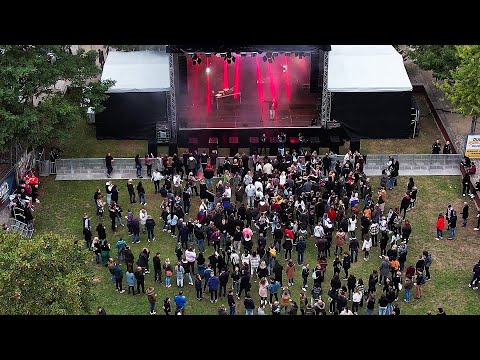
438 45 480 134
0 45 114 152
407 45 460 80
0 232 95 315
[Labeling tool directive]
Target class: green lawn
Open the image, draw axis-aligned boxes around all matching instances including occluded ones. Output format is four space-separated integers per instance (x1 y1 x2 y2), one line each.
57 119 169 158
34 175 480 315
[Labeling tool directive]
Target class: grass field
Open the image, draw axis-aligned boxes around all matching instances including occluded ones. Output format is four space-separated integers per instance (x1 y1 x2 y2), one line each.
34 174 480 315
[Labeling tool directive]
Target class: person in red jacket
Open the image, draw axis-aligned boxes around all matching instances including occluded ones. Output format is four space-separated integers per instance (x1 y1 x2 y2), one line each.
435 213 445 240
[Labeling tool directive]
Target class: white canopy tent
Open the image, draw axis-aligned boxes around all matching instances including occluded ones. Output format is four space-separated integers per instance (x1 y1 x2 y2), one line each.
327 45 412 92
101 50 170 93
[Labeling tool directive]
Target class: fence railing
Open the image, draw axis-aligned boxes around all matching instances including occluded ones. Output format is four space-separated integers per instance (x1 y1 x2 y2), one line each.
216 154 463 172
52 154 464 178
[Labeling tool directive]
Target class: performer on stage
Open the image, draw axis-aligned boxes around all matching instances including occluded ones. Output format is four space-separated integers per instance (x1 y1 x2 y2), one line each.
269 99 277 121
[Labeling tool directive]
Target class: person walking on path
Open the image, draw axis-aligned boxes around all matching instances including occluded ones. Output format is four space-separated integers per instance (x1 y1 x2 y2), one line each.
462 202 469 227
146 287 157 315
435 213 445 240
105 152 113 178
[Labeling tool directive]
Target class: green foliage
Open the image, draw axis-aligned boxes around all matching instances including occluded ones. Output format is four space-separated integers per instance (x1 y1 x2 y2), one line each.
0 45 114 151
407 45 460 80
438 45 480 121
0 232 95 315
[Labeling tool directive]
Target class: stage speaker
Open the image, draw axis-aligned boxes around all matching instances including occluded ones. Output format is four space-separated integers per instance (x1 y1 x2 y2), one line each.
350 137 361 152
249 137 259 155
229 137 239 157
310 53 321 93
329 135 341 154
168 143 178 156
148 142 158 158
310 136 320 153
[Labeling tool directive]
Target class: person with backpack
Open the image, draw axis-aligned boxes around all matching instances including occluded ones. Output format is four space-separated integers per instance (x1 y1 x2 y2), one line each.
423 250 432 281
115 238 127 263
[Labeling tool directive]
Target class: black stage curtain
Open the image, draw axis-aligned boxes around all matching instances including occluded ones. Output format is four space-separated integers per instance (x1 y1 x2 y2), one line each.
96 92 167 140
331 91 412 139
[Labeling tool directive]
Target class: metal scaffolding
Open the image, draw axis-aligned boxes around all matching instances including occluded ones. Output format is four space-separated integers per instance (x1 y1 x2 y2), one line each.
320 51 331 127
168 53 177 141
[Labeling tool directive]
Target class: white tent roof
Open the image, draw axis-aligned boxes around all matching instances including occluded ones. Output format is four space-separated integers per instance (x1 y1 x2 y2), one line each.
327 45 412 92
101 51 170 93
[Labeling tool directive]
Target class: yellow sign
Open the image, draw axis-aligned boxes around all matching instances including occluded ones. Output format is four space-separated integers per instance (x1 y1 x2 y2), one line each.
465 135 480 158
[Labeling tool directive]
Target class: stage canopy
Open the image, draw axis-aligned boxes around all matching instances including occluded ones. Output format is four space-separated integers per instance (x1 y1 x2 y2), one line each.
327 45 412 92
101 50 170 93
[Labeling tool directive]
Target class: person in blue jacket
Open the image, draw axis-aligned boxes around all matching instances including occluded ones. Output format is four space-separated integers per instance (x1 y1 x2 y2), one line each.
113 262 125 293
126 268 136 295
174 291 187 315
207 273 220 303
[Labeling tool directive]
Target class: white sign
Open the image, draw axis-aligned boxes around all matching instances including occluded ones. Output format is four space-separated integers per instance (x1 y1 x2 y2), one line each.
465 135 480 158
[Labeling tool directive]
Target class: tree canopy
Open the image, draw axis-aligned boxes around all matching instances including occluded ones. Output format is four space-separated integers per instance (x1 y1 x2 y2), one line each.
0 232 95 315
0 45 114 152
407 45 460 80
438 45 480 132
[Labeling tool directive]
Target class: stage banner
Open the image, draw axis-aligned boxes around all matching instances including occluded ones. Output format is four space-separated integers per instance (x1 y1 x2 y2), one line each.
16 150 34 183
465 135 480 158
0 167 17 210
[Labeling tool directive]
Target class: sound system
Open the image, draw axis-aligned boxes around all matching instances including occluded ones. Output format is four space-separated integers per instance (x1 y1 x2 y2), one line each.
329 135 341 154
350 137 361 152
168 143 178 156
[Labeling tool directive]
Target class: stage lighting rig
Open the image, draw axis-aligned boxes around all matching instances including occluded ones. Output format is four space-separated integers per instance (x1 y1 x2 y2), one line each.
262 52 274 63
223 52 236 64
191 53 202 65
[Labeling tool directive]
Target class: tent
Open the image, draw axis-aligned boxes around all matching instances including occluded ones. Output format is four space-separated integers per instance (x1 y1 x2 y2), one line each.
95 51 170 140
328 45 413 139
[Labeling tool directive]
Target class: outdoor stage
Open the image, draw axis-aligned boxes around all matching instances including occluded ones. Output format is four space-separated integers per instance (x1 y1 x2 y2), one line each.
177 52 338 148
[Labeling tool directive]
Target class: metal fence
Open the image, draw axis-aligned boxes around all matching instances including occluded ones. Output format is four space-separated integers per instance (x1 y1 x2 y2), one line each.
216 154 463 172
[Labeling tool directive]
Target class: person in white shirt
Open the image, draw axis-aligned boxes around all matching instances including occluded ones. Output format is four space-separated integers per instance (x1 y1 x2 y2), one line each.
249 251 261 280
257 304 266 315
254 180 263 194
314 223 325 239
279 171 287 187
185 247 197 281
348 215 357 237
352 287 362 314
245 183 256 208
243 172 253 186
230 249 240 270
340 307 353 315
223 184 232 199
362 236 372 261
151 168 164 193
241 251 251 267
263 161 273 175
139 208 148 233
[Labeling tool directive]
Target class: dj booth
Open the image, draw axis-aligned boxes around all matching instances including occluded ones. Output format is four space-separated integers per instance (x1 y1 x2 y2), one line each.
215 88 241 110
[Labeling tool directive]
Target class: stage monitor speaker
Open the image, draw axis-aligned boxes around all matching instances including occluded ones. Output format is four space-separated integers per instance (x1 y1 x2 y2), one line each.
148 142 158 158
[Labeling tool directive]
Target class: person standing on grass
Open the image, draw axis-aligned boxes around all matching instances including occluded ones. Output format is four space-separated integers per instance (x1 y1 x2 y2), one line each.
435 213 445 240
146 215 156 242
163 297 171 315
153 252 162 284
208 271 219 303
146 287 157 315
268 277 280 304
113 262 125 293
127 179 136 204
137 182 147 206
462 202 469 227
227 290 236 315
134 266 145 294
415 270 425 299
194 274 203 300
362 235 372 261
286 259 296 286
175 261 185 288
152 168 162 193
163 258 173 288
244 293 255 315
174 291 187 315
126 268 136 295
219 268 229 297
106 152 114 178
404 275 413 302
468 260 480 290
342 252 351 280
423 250 432 281
334 228 346 256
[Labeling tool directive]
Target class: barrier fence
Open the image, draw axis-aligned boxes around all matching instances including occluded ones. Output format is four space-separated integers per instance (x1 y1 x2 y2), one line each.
50 154 463 179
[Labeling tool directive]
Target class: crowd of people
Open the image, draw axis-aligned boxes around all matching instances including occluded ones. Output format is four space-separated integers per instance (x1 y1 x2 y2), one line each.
84 145 474 316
